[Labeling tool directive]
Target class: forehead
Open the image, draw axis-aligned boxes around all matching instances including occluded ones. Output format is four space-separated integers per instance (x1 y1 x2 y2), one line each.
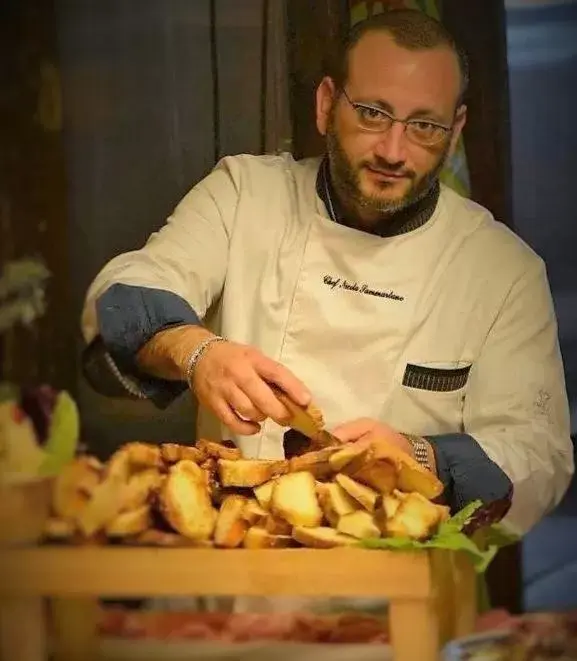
346 31 461 117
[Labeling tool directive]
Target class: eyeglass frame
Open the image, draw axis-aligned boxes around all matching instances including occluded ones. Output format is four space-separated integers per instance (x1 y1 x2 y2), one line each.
339 87 455 147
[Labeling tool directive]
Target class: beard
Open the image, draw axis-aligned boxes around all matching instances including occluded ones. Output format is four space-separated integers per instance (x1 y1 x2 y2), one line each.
326 118 450 220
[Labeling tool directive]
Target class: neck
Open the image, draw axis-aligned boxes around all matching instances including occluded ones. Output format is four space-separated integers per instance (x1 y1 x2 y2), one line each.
318 157 440 238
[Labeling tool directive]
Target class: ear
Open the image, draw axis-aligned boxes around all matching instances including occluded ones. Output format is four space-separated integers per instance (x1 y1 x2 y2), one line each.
448 104 467 157
316 76 337 136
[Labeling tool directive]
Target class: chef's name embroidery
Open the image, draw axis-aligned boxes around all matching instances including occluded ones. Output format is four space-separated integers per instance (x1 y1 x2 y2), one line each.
323 275 404 302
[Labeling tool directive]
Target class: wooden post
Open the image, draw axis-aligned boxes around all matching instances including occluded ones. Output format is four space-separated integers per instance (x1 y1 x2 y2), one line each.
0 0 75 390
0 597 46 661
50 598 100 661
442 0 514 227
286 0 348 158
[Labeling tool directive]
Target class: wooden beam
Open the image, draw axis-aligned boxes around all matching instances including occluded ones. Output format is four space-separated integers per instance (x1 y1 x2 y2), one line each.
286 0 349 158
442 0 514 227
0 0 75 390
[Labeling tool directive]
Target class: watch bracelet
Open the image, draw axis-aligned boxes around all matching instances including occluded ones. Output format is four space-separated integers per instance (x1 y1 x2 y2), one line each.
402 433 431 471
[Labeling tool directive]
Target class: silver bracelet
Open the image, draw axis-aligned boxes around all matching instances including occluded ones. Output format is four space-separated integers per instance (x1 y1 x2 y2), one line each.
185 336 226 387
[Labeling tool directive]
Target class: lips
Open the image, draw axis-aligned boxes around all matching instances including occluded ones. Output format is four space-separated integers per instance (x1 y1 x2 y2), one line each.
365 165 408 180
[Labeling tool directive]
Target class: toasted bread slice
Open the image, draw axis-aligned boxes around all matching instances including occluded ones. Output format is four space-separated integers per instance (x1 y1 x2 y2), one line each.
43 517 77 541
106 505 152 537
271 471 323 527
253 480 276 509
317 496 339 527
196 438 241 461
292 526 358 549
334 474 379 512
76 474 129 537
159 460 217 541
381 494 402 519
123 442 163 470
242 499 269 526
263 514 293 536
122 468 164 512
329 444 371 474
106 446 132 481
337 510 381 540
125 442 163 468
370 442 443 500
214 494 249 548
106 442 162 481
288 447 340 479
243 527 293 549
199 457 219 499
315 481 331 498
52 457 102 519
322 482 359 516
130 529 214 548
435 503 451 523
384 491 444 540
352 459 397 494
218 459 287 488
270 386 325 436
160 443 205 464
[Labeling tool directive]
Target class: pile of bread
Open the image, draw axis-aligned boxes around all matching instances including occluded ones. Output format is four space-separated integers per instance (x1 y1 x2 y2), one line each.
44 435 449 549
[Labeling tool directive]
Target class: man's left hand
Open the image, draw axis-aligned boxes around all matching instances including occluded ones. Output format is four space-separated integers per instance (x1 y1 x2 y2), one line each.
332 418 437 475
332 418 413 454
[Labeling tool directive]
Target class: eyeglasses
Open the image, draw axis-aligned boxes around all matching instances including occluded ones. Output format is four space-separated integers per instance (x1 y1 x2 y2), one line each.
341 88 453 147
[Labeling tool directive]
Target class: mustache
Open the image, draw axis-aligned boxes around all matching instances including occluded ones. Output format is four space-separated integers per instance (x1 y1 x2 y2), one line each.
362 158 415 180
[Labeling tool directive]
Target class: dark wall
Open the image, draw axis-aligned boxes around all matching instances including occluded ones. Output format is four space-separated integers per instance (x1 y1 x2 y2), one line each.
505 1 577 611
55 0 273 455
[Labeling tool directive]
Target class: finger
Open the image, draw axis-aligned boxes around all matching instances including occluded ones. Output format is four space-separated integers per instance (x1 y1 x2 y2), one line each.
256 357 312 407
223 384 267 423
236 370 292 424
332 418 377 443
211 397 261 436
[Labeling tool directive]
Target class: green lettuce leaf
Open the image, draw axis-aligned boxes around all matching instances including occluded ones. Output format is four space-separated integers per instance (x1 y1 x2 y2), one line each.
437 499 483 535
39 390 80 476
360 500 519 573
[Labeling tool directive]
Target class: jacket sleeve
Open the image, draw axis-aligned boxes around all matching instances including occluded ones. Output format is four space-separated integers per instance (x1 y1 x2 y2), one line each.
81 157 240 347
455 260 573 535
80 158 241 405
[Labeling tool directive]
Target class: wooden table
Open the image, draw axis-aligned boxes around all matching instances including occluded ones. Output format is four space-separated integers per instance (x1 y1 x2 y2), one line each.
0 547 477 661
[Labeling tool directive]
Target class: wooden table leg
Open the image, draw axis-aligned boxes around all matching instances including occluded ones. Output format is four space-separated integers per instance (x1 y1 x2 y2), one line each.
50 598 99 661
451 552 477 639
389 599 439 661
0 596 47 661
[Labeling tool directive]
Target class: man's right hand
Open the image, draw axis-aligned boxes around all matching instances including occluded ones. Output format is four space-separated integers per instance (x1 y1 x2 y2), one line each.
137 325 311 435
192 339 311 435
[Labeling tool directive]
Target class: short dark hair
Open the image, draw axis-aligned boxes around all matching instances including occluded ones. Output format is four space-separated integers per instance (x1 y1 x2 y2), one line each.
329 9 469 106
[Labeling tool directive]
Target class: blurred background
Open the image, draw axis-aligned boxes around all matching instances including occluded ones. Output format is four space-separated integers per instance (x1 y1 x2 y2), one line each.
1 0 576 616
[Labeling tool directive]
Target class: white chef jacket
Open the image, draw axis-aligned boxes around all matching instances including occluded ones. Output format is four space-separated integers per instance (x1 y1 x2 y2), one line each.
82 152 573 537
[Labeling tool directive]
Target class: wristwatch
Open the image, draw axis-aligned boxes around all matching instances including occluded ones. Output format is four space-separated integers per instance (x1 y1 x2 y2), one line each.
402 433 432 471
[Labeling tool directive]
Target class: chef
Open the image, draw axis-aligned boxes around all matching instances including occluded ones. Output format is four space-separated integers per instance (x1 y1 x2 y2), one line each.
82 8 573 539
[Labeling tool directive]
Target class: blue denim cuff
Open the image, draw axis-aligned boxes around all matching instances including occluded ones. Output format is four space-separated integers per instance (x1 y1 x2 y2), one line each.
94 283 202 408
426 433 513 514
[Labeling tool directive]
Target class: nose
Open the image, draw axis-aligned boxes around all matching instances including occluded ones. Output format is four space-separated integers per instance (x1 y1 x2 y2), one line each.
373 121 407 165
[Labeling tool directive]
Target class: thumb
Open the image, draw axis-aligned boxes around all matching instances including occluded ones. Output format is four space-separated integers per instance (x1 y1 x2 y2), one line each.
331 418 376 443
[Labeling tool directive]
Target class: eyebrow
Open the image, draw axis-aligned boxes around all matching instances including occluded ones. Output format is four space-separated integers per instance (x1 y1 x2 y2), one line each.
355 97 447 125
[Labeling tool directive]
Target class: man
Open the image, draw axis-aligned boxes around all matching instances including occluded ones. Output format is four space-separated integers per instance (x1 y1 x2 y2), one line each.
82 9 573 537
